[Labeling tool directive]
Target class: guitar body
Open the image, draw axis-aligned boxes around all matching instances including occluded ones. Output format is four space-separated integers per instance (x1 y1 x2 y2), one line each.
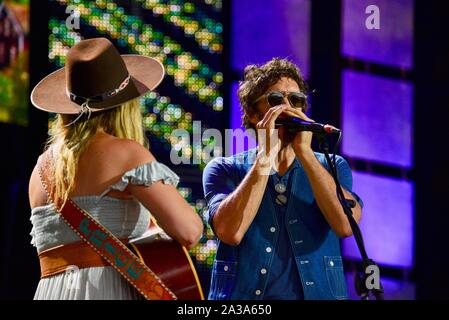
129 234 204 300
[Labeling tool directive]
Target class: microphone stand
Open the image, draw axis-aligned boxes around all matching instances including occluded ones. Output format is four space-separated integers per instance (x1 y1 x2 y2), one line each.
316 133 384 300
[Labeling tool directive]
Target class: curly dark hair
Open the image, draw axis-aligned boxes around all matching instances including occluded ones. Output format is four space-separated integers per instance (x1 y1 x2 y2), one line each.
237 58 308 130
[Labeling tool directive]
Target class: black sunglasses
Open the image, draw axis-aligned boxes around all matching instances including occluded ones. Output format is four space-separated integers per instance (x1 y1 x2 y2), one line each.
253 91 308 110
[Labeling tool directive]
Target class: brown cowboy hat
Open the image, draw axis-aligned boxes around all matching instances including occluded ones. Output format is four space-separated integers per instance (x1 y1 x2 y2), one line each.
31 37 164 114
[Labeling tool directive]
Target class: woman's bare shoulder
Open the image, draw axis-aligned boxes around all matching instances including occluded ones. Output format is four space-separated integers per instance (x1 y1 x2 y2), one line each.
89 133 156 171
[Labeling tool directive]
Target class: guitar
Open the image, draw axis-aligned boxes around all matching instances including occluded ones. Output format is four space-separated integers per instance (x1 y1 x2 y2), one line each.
129 227 204 300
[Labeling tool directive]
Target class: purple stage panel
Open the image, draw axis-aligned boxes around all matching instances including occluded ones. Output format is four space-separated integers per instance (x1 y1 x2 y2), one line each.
342 0 414 69
342 171 414 268
232 0 310 77
228 82 257 155
341 70 413 168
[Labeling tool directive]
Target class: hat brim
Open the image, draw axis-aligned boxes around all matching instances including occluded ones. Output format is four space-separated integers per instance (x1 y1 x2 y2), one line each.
31 55 165 114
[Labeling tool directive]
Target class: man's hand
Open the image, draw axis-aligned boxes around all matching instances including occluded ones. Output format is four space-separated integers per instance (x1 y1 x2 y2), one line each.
255 105 287 173
280 105 315 156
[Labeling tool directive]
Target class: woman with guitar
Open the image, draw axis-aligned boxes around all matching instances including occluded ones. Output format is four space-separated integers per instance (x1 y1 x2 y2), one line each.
28 38 204 300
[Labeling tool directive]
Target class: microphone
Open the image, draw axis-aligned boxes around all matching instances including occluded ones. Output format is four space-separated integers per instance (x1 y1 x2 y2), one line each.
275 117 341 134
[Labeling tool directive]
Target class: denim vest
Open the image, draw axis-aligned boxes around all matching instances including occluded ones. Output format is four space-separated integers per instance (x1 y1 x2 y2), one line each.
204 149 350 300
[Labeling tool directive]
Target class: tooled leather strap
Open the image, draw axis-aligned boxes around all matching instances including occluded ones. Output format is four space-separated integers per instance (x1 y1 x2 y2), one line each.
36 152 176 300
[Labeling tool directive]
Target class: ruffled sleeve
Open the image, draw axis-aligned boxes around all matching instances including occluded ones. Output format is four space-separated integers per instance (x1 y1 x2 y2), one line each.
99 161 180 199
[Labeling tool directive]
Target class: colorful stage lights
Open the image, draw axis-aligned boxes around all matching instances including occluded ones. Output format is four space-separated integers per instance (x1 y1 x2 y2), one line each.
48 0 224 271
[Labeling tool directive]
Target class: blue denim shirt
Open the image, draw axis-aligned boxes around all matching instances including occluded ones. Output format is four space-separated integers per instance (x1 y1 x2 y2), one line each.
203 148 361 300
264 159 304 299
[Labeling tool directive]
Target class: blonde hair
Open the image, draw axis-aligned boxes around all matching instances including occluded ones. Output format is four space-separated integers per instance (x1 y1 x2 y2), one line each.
45 99 148 208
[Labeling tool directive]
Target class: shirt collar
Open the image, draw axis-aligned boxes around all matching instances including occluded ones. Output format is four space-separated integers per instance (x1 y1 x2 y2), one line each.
274 157 300 179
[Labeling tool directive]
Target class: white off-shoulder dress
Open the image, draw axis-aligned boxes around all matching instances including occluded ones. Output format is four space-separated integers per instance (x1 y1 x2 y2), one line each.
30 161 179 300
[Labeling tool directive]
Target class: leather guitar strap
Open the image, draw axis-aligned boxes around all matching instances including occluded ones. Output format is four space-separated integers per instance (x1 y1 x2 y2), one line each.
36 152 176 300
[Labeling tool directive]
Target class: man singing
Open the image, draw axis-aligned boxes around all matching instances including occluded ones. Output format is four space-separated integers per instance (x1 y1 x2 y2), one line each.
203 58 362 300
